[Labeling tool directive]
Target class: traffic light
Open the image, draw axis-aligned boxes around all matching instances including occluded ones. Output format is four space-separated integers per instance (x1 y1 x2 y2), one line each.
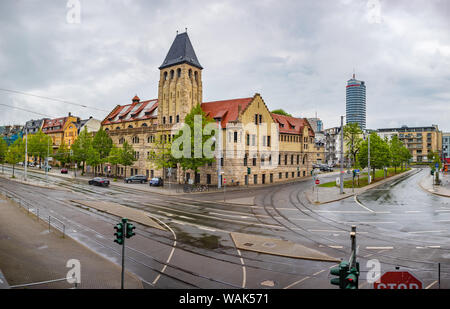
126 223 136 239
330 261 349 288
114 223 124 245
431 169 435 175
345 263 359 289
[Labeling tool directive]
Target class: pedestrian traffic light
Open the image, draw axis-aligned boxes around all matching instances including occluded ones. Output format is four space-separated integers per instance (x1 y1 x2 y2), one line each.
126 223 136 239
114 223 124 245
330 261 349 288
345 263 359 289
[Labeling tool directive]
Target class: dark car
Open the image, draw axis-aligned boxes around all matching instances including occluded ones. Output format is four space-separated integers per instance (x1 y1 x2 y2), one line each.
61 168 68 174
124 175 148 184
88 177 110 187
149 177 164 187
319 164 333 172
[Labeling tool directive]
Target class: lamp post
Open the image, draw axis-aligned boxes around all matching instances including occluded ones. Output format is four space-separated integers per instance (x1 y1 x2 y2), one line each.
340 116 344 194
214 116 222 189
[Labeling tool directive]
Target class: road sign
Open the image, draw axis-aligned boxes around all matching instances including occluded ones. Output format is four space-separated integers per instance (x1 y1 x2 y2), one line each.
224 178 226 184
435 163 439 168
336 177 340 185
315 179 320 185
373 271 422 289
354 169 360 173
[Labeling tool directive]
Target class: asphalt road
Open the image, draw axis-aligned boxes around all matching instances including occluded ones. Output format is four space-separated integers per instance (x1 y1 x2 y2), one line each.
0 165 448 289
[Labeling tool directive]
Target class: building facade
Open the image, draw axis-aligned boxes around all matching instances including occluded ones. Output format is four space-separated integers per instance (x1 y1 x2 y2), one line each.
101 32 320 185
42 114 80 150
346 74 366 130
377 125 443 163
441 133 450 162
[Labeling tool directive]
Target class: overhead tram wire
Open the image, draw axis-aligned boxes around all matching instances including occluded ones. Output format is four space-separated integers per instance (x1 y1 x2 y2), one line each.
0 103 56 118
0 87 110 113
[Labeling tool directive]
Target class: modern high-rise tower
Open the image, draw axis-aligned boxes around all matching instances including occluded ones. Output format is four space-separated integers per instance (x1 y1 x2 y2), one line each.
346 74 366 130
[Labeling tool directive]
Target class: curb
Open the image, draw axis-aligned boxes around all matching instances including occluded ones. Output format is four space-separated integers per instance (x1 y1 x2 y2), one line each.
418 176 450 198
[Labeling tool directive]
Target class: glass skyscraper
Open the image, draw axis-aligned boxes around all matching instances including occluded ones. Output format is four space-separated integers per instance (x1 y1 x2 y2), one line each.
346 74 366 129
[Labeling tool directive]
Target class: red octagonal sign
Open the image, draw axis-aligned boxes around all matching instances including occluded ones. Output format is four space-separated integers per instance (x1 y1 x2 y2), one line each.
374 271 422 289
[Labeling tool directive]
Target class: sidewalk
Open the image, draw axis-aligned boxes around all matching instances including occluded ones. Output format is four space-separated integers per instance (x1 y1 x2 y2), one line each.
418 173 450 198
305 169 417 205
0 195 143 289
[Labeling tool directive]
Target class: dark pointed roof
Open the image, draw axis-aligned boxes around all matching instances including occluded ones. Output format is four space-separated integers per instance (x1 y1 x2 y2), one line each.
159 32 203 70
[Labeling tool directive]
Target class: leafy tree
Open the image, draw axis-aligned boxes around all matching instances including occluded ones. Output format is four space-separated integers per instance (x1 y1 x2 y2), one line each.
400 147 412 171
0 138 8 173
389 135 404 173
54 141 71 167
107 145 122 177
120 141 136 178
147 137 176 176
6 138 25 177
343 123 363 168
271 109 292 117
358 133 390 180
172 104 216 183
93 127 113 175
86 146 102 177
28 129 52 168
71 127 92 175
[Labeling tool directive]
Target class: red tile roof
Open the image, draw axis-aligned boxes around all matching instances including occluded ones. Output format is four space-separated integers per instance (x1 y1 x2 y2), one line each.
102 98 158 125
201 97 253 128
42 117 68 133
271 113 314 137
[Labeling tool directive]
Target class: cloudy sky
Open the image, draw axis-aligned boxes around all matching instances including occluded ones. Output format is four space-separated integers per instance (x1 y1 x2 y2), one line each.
0 0 449 131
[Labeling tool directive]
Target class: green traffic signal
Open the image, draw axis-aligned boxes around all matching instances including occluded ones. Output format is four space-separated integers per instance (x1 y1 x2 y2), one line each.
126 223 136 239
114 223 124 245
330 261 349 289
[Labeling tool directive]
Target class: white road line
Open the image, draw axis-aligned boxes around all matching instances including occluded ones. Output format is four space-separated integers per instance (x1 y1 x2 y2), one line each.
209 212 250 219
425 280 438 289
236 249 247 288
329 264 339 269
435 210 450 213
405 211 423 213
366 246 394 250
283 276 310 289
340 222 396 225
416 246 441 249
198 226 217 232
313 269 326 276
178 215 195 221
147 214 177 287
354 196 375 213
328 245 344 249
408 230 447 234
308 229 343 233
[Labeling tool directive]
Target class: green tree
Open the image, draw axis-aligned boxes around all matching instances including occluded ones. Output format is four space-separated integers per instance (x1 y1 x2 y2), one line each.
343 123 363 168
71 127 92 175
28 129 52 168
0 138 8 173
6 138 25 178
271 109 292 117
358 133 391 181
93 127 113 175
86 146 102 177
120 141 136 178
172 104 216 183
400 147 412 171
389 135 404 173
147 137 176 176
54 141 71 167
107 145 122 177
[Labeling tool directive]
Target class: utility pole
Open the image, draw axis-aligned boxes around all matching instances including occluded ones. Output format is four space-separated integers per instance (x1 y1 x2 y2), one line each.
368 134 371 184
340 116 344 194
215 117 222 189
24 127 28 182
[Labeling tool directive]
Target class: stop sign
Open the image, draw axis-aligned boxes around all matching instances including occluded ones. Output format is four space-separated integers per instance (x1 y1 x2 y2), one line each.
374 272 422 289
315 179 320 185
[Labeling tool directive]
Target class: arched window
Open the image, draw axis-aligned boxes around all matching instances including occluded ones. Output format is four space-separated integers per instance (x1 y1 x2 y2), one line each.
163 117 166 124
177 68 181 78
142 123 148 127
132 136 139 144
104 128 109 131
119 137 125 144
116 127 120 130
164 71 168 81
128 125 133 129
194 71 198 81
188 69 192 78
170 70 174 79
176 115 180 123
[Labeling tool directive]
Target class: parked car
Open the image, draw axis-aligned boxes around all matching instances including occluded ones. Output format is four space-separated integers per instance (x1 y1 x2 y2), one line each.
27 162 35 167
319 164 333 172
149 177 164 187
124 175 148 184
61 168 68 174
88 177 110 187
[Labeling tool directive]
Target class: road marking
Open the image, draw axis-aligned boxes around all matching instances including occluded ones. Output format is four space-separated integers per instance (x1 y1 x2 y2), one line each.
425 280 438 289
366 246 394 250
283 276 310 289
340 221 396 225
405 211 422 213
328 245 344 249
236 249 246 288
37 245 48 250
435 210 450 213
290 218 316 222
408 230 446 234
178 215 195 221
308 229 343 233
354 196 375 213
209 212 250 219
416 246 441 249
198 226 217 232
329 264 339 269
313 269 326 276
147 214 177 287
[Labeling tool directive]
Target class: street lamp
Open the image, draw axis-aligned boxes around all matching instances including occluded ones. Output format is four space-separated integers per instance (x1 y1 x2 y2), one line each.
214 116 222 189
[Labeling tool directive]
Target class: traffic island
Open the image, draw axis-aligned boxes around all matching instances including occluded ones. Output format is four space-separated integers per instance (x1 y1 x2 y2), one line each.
230 232 340 262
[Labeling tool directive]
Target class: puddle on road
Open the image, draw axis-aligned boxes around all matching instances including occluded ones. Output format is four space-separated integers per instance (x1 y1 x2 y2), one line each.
176 231 221 250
